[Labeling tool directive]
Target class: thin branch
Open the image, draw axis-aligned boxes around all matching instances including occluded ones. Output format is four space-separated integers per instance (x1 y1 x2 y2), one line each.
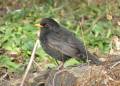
20 39 39 86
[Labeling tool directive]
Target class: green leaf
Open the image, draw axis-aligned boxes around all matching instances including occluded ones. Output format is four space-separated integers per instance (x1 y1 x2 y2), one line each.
0 55 22 72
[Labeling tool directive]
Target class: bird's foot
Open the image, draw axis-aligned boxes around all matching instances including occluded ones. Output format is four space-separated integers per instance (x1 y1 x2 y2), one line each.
57 62 64 70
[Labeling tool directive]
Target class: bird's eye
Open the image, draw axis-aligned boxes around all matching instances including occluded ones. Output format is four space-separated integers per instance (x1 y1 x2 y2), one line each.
42 23 48 27
44 24 48 27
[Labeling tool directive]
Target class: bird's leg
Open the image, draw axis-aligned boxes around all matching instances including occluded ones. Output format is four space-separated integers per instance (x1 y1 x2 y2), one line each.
55 59 59 65
57 61 64 70
54 58 64 70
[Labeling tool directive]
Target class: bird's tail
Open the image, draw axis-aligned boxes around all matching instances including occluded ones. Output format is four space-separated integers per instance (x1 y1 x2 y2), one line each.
78 51 102 65
85 51 102 65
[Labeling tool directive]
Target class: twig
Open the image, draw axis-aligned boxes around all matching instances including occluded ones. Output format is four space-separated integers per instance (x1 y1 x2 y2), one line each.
110 61 120 69
52 69 67 86
79 18 89 64
0 72 8 80
20 39 39 86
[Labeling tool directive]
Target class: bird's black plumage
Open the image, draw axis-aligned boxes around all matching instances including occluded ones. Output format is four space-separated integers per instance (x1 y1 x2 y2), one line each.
39 18 101 64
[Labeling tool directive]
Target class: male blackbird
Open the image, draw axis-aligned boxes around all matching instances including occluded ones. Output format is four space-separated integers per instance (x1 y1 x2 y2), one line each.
38 18 101 65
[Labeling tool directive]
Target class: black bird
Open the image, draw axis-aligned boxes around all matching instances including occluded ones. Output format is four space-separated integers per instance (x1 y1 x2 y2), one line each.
37 18 101 65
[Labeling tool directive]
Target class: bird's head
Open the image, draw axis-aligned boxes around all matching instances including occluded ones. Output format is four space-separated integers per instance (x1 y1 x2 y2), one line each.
35 18 60 31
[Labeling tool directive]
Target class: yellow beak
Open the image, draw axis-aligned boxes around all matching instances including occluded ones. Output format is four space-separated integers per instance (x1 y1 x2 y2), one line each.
34 24 43 28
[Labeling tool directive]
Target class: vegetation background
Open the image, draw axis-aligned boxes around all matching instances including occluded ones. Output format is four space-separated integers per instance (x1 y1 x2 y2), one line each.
0 0 120 73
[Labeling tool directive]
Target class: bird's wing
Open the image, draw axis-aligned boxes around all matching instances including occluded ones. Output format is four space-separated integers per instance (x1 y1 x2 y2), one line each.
46 32 80 57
